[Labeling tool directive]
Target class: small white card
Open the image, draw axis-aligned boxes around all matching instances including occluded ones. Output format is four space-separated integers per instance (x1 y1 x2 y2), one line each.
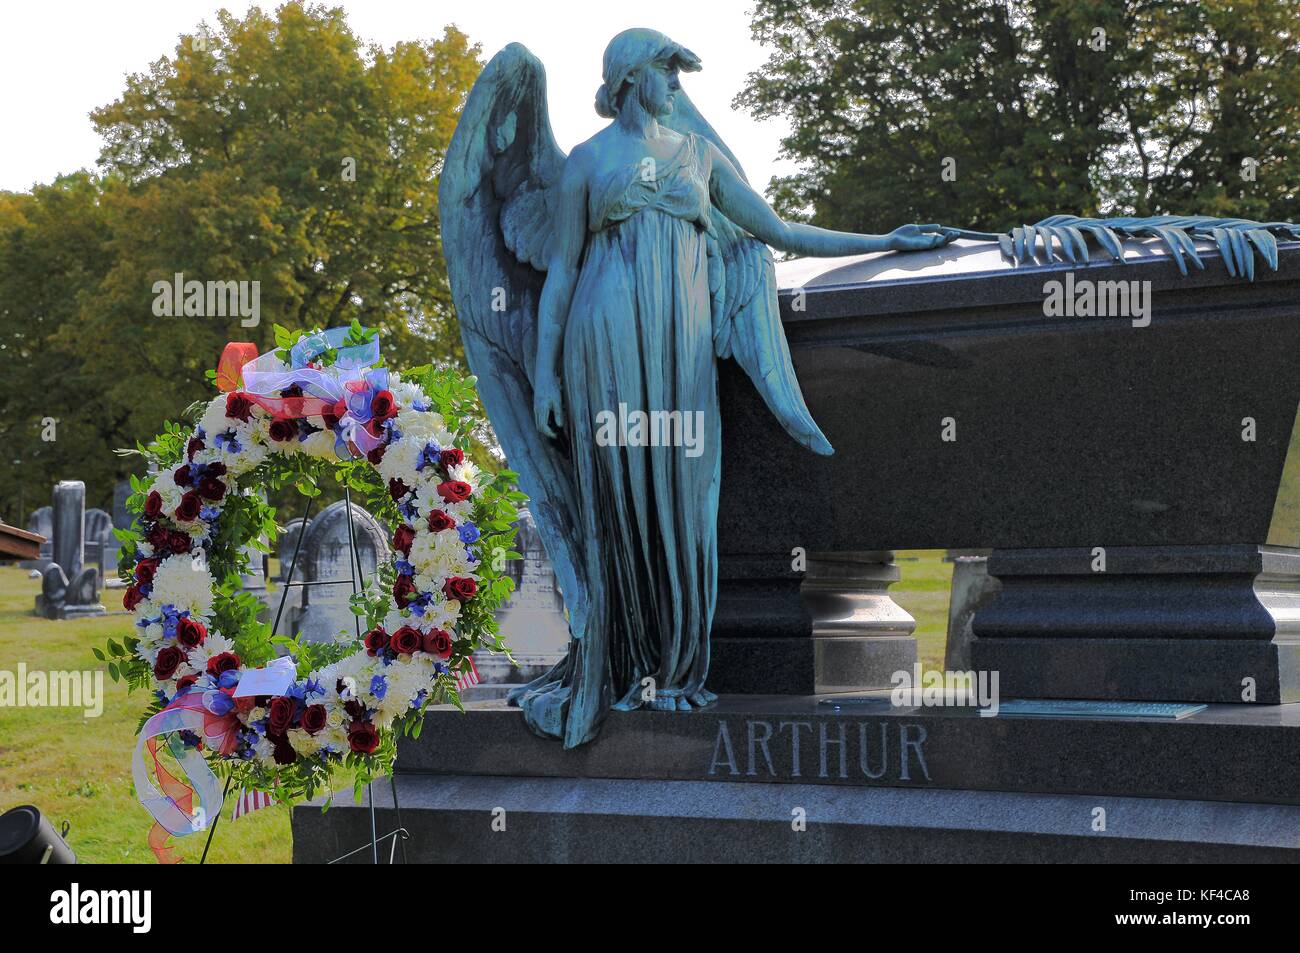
232 655 297 698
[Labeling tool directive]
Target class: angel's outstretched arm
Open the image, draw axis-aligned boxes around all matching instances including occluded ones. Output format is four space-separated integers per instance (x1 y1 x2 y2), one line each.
705 141 955 257
533 152 588 438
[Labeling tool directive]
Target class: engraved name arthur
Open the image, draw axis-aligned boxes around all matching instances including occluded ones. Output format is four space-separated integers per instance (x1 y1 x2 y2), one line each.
708 719 932 782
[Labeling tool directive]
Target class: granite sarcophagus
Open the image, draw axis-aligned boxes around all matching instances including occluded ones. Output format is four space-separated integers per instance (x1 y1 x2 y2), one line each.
714 237 1300 703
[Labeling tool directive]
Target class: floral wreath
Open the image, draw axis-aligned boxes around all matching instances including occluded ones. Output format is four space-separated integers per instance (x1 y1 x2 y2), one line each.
99 322 522 861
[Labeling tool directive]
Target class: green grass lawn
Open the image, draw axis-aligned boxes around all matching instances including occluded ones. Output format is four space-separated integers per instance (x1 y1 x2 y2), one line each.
0 565 291 863
0 552 951 863
892 550 954 672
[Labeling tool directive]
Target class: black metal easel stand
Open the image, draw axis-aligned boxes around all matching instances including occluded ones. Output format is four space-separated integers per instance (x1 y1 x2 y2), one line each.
201 486 409 864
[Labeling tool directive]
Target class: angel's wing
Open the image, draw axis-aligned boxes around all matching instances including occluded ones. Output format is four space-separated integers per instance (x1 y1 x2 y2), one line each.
439 44 590 637
664 92 833 456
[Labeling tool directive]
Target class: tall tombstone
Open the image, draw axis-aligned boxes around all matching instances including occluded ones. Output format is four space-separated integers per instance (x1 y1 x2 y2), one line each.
105 480 135 587
275 517 308 582
291 500 390 643
34 481 105 620
111 480 133 531
470 508 569 698
84 508 113 580
19 506 53 571
943 552 999 671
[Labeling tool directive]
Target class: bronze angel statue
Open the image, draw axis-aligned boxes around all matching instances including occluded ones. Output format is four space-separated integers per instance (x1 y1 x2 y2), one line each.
440 27 955 747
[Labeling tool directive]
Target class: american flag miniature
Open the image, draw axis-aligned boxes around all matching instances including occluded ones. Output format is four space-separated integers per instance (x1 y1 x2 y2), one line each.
230 787 277 821
455 658 480 692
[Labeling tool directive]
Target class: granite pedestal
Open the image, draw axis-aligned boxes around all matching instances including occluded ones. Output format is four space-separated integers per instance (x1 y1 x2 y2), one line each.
292 696 1300 863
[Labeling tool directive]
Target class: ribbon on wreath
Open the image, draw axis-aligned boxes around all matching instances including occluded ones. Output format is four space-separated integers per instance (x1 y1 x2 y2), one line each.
215 326 390 458
132 688 241 864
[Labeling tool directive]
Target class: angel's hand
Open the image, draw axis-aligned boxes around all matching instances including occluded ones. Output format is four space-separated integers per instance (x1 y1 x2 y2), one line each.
534 376 564 439
887 224 960 252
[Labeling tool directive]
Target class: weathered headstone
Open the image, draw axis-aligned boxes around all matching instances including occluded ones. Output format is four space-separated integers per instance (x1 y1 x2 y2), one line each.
19 506 53 572
291 500 389 643
105 480 135 587
943 552 999 671
275 517 308 583
84 507 113 579
34 481 105 619
469 508 569 699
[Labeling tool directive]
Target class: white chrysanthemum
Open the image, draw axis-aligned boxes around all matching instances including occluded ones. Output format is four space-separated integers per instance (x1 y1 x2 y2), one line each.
375 436 422 484
148 556 214 617
388 375 426 409
447 460 480 490
198 396 233 438
150 476 184 516
299 428 337 460
397 409 453 445
186 631 233 671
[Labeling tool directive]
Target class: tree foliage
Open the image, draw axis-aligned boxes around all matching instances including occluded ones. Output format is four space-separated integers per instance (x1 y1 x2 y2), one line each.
738 0 1298 234
0 3 481 520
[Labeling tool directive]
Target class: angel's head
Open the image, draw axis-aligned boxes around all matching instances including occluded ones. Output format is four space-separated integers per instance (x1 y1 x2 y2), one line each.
595 28 701 120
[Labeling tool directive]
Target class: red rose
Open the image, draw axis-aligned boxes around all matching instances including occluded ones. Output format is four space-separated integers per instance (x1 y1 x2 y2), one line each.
143 491 164 521
390 625 422 656
389 478 411 502
168 530 192 555
173 464 193 487
370 390 396 419
134 557 161 587
146 524 169 549
439 447 464 469
175 491 202 523
175 616 207 648
421 627 453 659
176 674 199 694
186 437 204 461
206 462 227 478
206 651 240 677
392 523 415 555
198 475 226 501
442 576 478 603
268 695 296 734
365 417 387 439
300 704 327 735
123 586 144 611
367 445 387 466
322 399 347 430
271 736 297 765
364 626 390 656
427 509 456 533
154 645 185 680
347 721 380 754
436 480 472 504
392 575 416 608
225 392 254 422
268 418 298 442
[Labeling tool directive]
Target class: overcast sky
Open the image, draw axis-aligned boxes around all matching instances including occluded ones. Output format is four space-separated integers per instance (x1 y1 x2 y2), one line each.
0 0 797 194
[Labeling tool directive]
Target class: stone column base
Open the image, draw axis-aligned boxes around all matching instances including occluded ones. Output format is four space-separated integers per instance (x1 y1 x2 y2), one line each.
710 551 916 695
970 545 1300 704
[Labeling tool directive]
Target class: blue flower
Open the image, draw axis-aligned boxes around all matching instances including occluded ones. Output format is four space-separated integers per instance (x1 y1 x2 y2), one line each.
416 441 443 472
458 522 480 545
370 674 388 700
395 558 415 576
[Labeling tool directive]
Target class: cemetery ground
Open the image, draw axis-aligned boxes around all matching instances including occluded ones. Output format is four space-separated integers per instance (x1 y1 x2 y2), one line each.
0 554 953 862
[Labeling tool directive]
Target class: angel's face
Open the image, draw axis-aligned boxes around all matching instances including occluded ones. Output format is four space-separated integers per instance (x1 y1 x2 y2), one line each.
634 59 681 118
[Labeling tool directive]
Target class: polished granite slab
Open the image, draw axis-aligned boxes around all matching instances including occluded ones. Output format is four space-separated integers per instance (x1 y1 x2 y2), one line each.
390 694 1300 805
